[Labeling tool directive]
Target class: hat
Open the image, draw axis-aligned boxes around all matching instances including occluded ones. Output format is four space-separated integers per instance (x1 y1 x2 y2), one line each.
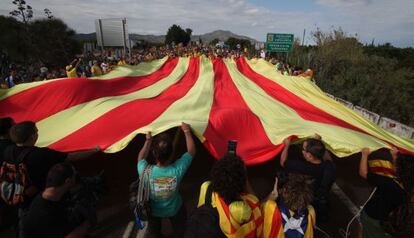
229 201 252 224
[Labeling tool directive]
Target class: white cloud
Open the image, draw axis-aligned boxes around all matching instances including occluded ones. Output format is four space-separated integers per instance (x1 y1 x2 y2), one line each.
0 0 413 46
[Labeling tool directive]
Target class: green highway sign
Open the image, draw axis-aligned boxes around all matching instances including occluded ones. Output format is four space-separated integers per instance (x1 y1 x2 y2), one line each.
266 33 294 52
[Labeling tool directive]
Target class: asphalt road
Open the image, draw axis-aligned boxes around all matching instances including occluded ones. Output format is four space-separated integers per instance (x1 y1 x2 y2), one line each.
72 132 375 238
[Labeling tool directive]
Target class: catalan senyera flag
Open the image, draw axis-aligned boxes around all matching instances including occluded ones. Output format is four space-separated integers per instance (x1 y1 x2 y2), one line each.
1 56 413 165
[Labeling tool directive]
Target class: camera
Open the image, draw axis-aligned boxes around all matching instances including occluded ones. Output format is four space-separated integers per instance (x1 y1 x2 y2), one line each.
227 140 237 156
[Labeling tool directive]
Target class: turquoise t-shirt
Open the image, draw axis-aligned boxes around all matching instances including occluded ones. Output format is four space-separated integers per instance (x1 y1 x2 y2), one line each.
137 152 193 217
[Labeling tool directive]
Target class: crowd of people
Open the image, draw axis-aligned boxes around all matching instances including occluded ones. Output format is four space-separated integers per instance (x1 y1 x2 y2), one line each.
1 115 412 238
1 43 315 89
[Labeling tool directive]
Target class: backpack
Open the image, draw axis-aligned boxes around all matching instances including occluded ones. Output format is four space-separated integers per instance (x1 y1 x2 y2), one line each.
185 184 226 238
0 147 33 206
133 164 153 229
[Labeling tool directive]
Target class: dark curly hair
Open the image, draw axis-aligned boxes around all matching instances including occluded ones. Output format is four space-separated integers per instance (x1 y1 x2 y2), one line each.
210 155 247 204
282 174 313 211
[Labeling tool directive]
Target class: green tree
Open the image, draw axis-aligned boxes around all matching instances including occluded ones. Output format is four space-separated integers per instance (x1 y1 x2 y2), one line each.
165 24 192 46
308 27 414 126
0 16 26 62
9 0 33 24
44 8 53 19
225 37 252 51
29 18 81 69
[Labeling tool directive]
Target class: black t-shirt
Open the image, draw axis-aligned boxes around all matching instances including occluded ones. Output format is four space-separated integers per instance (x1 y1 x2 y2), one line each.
364 173 405 221
5 145 67 190
284 159 324 180
0 139 14 163
22 194 75 238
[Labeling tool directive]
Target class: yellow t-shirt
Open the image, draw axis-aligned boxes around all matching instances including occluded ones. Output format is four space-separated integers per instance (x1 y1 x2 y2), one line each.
91 65 103 76
117 60 127 66
66 65 78 78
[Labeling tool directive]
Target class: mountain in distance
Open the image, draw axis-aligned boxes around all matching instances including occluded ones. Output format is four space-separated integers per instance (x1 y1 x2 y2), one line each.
74 30 259 44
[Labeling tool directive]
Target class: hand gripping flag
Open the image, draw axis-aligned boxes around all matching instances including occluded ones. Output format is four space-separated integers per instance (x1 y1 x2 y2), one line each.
1 56 413 165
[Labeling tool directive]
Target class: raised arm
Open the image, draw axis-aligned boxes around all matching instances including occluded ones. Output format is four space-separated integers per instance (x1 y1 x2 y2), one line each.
359 148 370 179
181 122 196 157
280 137 291 167
137 132 152 162
67 146 100 162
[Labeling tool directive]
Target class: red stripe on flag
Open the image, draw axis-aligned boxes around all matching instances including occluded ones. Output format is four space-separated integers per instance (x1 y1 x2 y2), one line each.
236 58 414 156
47 57 198 152
236 58 366 133
203 58 283 165
0 57 178 122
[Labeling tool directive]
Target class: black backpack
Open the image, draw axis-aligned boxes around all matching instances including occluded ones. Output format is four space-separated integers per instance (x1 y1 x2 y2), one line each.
184 184 226 238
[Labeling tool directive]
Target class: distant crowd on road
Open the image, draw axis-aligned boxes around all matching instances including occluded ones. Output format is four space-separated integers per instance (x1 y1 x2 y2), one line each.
0 116 413 238
1 44 314 89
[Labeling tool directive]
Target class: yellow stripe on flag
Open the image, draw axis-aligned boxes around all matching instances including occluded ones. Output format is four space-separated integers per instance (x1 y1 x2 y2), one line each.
90 57 168 80
36 58 190 151
224 59 389 157
107 56 215 152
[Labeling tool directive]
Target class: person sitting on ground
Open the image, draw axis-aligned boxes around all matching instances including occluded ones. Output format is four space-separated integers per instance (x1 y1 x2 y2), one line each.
185 154 263 238
262 174 316 238
22 162 92 238
137 123 196 238
65 59 81 78
359 148 411 238
280 135 336 223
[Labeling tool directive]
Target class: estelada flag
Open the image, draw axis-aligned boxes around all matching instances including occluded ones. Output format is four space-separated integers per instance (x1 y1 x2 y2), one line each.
1 57 413 165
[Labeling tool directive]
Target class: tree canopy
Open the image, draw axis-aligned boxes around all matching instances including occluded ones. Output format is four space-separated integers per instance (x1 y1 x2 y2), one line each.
165 24 192 46
285 28 414 127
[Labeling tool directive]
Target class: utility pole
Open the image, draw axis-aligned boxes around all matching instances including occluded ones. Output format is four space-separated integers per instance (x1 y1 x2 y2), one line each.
302 29 306 46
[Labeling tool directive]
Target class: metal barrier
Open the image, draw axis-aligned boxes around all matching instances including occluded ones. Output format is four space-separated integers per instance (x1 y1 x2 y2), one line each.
326 94 414 139
378 117 414 139
353 106 381 124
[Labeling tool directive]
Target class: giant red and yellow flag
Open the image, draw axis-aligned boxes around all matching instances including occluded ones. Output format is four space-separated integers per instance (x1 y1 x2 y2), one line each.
1 57 413 165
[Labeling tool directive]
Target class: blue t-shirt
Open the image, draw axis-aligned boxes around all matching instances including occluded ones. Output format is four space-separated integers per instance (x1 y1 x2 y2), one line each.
137 152 193 217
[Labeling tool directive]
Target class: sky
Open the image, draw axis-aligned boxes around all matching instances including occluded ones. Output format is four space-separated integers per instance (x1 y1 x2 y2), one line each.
1 0 413 47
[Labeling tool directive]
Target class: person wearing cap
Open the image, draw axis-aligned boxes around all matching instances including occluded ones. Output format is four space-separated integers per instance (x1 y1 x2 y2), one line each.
66 59 81 78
